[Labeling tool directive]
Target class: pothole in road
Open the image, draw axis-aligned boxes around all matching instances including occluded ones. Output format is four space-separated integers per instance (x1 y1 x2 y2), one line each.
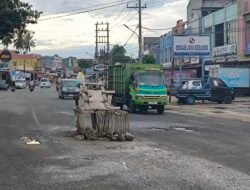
173 127 195 132
150 126 196 133
211 111 224 113
20 136 41 145
150 127 169 131
214 107 227 110
243 103 250 106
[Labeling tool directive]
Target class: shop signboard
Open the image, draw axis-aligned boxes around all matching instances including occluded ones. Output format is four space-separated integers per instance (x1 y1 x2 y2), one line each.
213 44 237 57
93 64 108 72
173 36 211 58
217 68 250 88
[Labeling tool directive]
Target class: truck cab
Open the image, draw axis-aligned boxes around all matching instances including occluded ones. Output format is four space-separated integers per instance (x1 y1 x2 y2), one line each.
128 70 167 114
109 64 168 114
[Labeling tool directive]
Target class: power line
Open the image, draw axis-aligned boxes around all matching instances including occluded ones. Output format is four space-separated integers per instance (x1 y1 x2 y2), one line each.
124 25 138 46
142 4 238 32
41 0 136 17
39 0 137 21
110 10 133 28
142 26 162 35
112 11 138 29
109 5 128 25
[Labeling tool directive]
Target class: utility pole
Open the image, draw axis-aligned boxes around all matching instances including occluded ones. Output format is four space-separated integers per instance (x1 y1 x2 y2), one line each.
95 22 110 65
95 23 98 64
127 0 146 63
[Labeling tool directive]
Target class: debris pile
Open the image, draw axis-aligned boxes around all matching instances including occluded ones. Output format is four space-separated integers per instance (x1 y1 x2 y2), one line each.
74 83 134 141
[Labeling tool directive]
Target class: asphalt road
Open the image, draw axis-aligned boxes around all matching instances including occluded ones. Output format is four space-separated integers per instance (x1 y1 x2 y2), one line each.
0 87 250 190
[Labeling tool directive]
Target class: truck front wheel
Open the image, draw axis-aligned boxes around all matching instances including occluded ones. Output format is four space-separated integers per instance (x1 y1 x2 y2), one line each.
128 100 136 113
157 105 165 114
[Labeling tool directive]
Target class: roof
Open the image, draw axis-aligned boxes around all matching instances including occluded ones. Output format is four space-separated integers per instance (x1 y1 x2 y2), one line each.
0 50 39 59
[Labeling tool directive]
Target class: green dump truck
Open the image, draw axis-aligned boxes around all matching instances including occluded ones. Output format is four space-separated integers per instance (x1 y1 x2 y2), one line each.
108 63 167 114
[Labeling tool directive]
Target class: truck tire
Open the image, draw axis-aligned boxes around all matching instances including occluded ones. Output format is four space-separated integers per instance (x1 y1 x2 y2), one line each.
224 96 232 104
128 100 136 113
186 95 195 105
138 106 148 113
177 98 185 104
157 106 164 114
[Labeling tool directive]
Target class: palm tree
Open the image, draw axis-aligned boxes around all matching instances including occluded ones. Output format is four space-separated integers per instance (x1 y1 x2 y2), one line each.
23 32 35 53
2 35 12 48
14 32 25 54
13 30 36 73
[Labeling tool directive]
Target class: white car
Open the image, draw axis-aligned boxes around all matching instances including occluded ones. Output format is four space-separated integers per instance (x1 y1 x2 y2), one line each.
182 80 202 90
40 78 51 88
15 79 26 89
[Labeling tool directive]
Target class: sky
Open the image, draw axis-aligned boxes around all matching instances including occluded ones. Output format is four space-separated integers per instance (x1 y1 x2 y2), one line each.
12 0 189 58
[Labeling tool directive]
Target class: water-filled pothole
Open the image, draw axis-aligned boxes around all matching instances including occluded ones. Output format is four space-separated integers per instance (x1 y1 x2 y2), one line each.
150 127 169 131
20 136 40 145
173 127 194 132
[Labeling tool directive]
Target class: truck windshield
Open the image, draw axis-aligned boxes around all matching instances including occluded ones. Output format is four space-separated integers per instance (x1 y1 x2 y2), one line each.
137 73 165 86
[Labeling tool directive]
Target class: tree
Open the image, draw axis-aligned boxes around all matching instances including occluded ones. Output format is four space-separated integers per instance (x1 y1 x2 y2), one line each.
14 31 25 53
111 44 131 65
78 59 94 69
142 54 156 64
23 31 35 53
13 30 35 54
0 0 41 41
1 35 12 48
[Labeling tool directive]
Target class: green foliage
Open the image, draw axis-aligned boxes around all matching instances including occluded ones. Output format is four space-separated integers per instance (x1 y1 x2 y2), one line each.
14 30 35 53
111 44 131 65
2 36 12 48
0 0 41 41
142 54 156 64
78 59 93 69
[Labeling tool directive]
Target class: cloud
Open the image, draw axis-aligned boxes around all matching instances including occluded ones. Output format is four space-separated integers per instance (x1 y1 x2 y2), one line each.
32 45 95 58
20 0 189 58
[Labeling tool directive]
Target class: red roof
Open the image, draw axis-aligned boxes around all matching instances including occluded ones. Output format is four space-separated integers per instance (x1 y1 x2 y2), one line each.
0 50 39 59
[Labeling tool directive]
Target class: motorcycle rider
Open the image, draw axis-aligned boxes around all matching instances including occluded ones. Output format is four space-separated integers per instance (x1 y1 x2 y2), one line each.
29 79 35 91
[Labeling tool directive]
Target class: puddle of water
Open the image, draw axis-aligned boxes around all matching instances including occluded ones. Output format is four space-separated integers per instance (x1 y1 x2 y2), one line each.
54 110 74 116
173 127 194 132
150 127 169 131
20 136 41 145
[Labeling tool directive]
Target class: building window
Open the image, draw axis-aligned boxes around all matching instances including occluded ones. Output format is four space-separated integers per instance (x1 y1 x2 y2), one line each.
226 20 236 44
244 0 248 13
245 21 250 54
215 23 224 47
165 48 168 63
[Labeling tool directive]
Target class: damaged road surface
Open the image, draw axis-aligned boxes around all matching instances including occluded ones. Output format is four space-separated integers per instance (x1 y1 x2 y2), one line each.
0 88 250 190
